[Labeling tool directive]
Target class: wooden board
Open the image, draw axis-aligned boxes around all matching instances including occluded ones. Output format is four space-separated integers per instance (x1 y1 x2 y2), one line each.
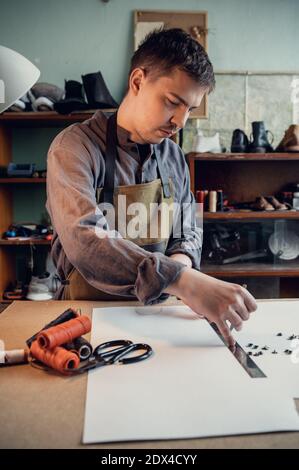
0 110 116 127
202 262 299 278
134 10 208 118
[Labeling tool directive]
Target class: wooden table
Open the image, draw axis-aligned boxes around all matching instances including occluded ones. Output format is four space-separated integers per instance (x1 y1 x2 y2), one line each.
1 300 299 449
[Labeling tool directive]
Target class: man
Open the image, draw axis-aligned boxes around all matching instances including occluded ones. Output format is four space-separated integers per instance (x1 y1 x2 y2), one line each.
46 28 257 347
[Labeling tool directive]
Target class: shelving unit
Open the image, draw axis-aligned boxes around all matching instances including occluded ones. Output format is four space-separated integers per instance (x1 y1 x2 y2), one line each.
187 152 299 195
187 151 299 297
0 110 116 302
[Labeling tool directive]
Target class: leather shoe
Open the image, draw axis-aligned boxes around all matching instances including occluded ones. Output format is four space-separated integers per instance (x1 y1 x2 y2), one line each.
266 196 291 210
248 121 274 153
276 125 299 152
250 196 275 211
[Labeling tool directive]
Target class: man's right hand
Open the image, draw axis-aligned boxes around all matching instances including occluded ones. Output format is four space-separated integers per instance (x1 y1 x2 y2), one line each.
164 268 257 348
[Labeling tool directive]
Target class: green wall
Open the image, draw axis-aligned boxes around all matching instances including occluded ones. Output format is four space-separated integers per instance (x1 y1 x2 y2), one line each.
1 0 299 224
1 0 299 101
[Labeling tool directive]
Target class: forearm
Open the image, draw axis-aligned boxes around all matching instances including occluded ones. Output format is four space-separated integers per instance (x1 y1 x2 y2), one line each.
47 151 186 304
50 207 186 304
169 253 192 268
163 266 190 297
163 267 212 299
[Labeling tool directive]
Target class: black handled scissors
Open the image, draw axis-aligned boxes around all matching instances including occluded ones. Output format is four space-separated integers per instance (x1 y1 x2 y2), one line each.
69 339 153 375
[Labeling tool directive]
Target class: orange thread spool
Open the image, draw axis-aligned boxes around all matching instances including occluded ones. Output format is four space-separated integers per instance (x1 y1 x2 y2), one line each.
30 340 80 373
37 315 91 350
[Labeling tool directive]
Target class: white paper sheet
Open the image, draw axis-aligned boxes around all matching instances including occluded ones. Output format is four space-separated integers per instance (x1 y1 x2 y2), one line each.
234 300 299 398
83 304 299 444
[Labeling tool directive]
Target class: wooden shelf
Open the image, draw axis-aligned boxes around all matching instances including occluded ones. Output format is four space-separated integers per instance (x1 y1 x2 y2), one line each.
203 211 299 220
187 152 299 161
0 109 117 127
201 261 299 277
0 178 46 183
0 115 57 302
187 151 299 294
0 239 51 245
188 152 299 207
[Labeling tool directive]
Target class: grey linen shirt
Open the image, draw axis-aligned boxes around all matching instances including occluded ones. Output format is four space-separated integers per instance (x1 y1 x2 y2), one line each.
46 110 202 304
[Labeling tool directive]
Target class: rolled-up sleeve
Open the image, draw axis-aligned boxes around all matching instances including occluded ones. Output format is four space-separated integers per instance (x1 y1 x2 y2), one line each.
46 136 185 305
165 149 202 270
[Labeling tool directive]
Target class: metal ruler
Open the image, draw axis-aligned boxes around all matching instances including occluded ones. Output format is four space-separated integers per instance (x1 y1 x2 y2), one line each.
209 322 267 378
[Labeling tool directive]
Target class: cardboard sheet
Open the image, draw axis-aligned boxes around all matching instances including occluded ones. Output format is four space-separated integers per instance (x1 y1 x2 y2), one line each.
134 22 164 50
83 304 299 444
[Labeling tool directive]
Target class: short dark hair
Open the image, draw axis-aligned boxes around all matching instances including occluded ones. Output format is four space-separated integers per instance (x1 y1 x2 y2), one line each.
129 28 215 93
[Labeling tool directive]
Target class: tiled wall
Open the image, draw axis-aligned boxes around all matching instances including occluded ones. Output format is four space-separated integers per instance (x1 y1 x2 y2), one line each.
183 73 299 153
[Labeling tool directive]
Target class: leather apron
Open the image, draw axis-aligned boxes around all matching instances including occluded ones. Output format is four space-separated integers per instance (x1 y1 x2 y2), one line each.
62 113 174 300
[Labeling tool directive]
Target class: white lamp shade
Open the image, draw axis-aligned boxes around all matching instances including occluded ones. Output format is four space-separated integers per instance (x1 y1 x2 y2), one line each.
0 45 40 113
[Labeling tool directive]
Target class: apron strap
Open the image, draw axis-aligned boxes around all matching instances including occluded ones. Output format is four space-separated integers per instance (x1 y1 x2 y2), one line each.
102 112 171 202
154 147 171 198
102 112 118 204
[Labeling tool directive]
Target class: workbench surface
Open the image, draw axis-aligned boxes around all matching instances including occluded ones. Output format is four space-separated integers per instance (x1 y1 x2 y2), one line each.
1 299 299 449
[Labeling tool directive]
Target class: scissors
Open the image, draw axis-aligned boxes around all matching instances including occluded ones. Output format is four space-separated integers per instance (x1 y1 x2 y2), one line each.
68 339 153 375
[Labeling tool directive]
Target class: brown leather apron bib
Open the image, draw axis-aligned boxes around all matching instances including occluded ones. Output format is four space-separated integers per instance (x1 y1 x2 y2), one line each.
62 113 174 300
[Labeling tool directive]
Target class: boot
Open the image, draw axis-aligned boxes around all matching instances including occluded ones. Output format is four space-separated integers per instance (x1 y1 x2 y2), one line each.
276 125 299 152
248 121 274 153
231 129 249 153
29 82 64 111
54 80 89 115
82 71 118 109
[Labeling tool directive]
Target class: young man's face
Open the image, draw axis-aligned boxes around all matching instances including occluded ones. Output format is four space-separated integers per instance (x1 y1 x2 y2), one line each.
129 67 207 144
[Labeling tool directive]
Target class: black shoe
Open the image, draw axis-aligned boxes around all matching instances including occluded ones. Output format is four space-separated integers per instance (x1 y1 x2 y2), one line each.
248 121 274 153
231 129 249 153
54 80 89 115
82 71 118 109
